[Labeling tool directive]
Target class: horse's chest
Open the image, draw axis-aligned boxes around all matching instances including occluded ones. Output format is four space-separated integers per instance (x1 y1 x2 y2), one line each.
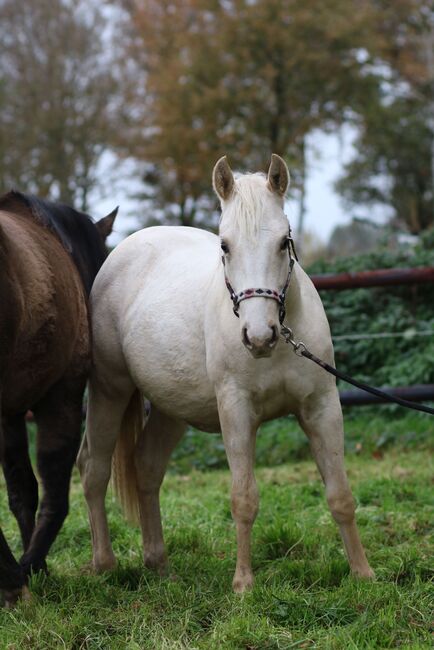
245 373 296 421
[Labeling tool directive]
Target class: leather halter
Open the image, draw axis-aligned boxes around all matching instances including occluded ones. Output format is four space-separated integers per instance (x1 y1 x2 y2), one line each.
222 229 298 325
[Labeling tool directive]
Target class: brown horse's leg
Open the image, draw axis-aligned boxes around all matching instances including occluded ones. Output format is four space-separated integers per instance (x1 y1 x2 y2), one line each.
134 407 185 573
298 389 374 579
0 415 28 606
2 414 38 551
0 528 29 608
19 377 85 576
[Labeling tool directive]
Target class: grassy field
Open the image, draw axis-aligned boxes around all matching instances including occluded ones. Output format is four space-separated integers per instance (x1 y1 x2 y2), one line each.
0 412 433 649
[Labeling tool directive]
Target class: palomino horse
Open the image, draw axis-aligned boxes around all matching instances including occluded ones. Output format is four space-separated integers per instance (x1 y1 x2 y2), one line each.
78 155 374 592
0 191 116 607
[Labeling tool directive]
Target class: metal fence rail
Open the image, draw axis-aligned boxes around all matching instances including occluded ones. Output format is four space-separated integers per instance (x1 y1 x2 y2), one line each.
310 265 434 407
310 266 434 291
339 384 434 407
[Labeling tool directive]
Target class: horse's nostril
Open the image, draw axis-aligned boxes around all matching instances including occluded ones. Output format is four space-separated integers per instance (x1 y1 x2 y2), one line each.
243 327 252 349
269 325 278 347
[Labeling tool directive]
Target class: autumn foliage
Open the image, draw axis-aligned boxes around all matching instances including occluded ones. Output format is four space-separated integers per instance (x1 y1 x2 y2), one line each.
0 0 433 232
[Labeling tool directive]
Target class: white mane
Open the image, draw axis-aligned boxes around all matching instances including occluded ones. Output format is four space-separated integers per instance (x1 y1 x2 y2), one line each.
223 173 268 240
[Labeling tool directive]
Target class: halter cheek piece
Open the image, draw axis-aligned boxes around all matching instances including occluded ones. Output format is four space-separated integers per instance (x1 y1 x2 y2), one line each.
222 228 298 325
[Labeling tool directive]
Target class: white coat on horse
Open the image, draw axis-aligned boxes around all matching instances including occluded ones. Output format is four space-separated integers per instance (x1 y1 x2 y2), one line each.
78 154 374 592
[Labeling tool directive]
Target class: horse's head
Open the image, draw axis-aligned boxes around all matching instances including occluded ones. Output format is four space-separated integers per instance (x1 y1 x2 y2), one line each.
213 154 291 359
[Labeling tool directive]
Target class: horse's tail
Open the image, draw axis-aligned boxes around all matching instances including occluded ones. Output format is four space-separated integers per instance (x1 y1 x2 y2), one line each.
111 390 144 523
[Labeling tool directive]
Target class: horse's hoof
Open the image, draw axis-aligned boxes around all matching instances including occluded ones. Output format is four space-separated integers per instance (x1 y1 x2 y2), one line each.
4 585 31 609
79 561 96 575
352 566 375 580
93 557 118 574
20 557 48 577
232 574 254 594
143 549 168 576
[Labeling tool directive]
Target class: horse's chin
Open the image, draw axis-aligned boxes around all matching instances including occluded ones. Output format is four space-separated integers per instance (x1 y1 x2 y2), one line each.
247 347 274 359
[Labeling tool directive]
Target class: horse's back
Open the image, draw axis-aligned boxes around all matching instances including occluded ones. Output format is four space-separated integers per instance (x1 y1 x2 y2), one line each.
92 226 219 324
95 225 217 284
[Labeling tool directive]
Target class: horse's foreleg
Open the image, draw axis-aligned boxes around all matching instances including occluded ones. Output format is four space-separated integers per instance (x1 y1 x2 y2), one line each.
218 392 258 593
77 376 134 573
20 378 85 576
2 414 38 550
134 407 185 573
0 528 29 608
299 390 374 578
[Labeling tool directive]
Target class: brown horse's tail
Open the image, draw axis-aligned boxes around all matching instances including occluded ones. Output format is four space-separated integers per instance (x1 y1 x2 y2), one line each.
111 390 144 523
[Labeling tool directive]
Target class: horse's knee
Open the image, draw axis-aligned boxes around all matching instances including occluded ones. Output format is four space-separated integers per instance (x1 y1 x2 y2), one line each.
327 489 355 525
231 482 259 525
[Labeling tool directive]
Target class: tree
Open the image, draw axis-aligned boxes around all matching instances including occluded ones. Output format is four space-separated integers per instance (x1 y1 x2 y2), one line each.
336 97 433 233
116 0 381 228
336 1 434 233
0 0 118 210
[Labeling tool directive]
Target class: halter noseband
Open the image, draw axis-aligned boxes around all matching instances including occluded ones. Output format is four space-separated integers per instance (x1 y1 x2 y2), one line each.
223 229 298 325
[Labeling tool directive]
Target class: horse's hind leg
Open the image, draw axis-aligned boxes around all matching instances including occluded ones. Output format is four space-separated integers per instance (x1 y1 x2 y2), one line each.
298 389 374 578
19 376 85 576
77 374 135 573
134 407 185 573
0 413 28 606
2 414 38 551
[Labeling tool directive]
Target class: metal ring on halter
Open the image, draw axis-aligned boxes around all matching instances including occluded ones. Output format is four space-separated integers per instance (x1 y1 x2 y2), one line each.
293 341 307 356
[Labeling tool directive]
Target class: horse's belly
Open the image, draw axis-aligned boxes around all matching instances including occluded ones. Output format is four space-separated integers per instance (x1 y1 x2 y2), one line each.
136 374 220 432
3 295 89 414
125 339 220 431
148 377 220 432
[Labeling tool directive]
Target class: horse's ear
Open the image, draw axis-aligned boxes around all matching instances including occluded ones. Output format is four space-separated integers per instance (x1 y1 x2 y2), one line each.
267 154 289 197
96 207 118 240
212 156 234 201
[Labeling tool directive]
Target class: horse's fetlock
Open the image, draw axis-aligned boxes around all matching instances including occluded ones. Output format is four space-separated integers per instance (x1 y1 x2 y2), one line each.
143 545 167 573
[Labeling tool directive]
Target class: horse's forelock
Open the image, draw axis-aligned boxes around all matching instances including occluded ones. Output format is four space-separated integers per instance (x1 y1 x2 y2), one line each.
223 173 268 241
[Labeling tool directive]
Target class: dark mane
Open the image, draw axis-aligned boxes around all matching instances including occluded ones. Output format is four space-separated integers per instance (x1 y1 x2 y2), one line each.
0 191 107 296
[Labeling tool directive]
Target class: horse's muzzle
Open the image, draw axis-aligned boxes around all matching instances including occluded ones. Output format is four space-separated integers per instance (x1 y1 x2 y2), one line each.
242 324 279 358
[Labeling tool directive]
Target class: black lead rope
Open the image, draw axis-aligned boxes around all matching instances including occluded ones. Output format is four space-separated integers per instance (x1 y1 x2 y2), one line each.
281 325 434 416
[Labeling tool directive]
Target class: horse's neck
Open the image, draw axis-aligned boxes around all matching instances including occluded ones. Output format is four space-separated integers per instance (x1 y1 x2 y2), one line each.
207 256 229 310
285 263 303 316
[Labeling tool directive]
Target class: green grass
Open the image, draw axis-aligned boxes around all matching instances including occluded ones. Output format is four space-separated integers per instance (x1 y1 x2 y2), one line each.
171 409 433 473
0 414 433 649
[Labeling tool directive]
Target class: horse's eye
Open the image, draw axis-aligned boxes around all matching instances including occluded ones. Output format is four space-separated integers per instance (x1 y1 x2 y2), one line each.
280 236 289 251
221 241 230 254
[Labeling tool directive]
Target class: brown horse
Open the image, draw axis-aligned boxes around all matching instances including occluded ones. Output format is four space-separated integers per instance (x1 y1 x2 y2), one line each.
0 191 116 607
